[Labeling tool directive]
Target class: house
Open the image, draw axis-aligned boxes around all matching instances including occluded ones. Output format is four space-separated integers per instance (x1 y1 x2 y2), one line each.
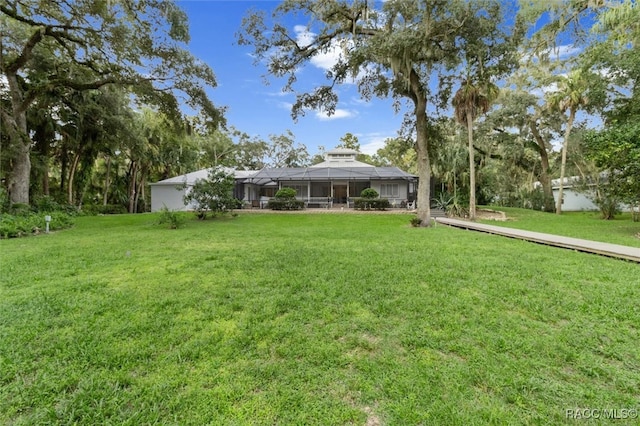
150 148 418 211
149 168 256 212
540 174 633 212
550 176 599 211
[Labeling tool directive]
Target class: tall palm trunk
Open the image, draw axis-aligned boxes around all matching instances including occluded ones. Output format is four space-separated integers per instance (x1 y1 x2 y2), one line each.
466 110 476 220
555 108 576 215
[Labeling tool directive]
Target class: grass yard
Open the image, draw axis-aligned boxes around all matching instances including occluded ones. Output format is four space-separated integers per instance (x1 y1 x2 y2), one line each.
1 212 639 425
481 207 640 248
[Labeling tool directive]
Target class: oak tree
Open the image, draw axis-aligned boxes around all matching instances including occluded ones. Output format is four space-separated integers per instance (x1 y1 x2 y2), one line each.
238 0 521 226
1 0 222 204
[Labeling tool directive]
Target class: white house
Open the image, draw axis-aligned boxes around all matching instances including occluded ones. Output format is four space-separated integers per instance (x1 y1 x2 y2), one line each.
150 148 418 211
550 176 599 211
149 168 257 212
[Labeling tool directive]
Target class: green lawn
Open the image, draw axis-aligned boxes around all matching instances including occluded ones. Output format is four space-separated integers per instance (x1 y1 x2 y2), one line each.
481 207 640 248
1 213 639 425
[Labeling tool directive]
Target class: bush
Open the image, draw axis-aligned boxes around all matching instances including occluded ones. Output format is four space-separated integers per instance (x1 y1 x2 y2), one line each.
82 204 128 215
353 198 390 210
158 206 186 229
432 192 453 211
275 187 297 200
592 193 620 220
267 187 304 210
410 216 422 227
8 203 31 216
0 211 75 238
0 188 9 213
267 199 305 210
360 188 379 199
183 167 239 219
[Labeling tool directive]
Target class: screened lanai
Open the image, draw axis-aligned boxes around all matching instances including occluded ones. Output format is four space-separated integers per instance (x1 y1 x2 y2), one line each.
244 163 418 208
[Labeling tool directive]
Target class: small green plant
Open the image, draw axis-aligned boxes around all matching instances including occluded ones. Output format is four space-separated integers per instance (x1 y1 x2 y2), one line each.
410 216 422 227
158 206 186 229
353 198 390 210
268 187 304 210
0 211 75 238
360 188 379 199
275 187 297 199
183 167 240 219
432 193 453 211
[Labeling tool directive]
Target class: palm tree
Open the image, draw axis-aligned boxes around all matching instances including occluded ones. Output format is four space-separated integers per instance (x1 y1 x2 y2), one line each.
452 79 499 220
547 69 589 215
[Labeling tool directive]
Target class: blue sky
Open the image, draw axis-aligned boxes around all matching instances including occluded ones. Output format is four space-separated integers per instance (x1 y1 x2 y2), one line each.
178 0 404 156
176 1 590 156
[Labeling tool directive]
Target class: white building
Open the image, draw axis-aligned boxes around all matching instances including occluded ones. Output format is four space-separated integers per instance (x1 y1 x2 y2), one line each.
150 149 418 211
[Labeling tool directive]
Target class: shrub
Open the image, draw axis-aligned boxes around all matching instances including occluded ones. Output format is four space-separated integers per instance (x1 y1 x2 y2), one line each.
158 206 186 229
0 188 9 213
592 193 620 220
81 204 128 215
183 167 239 219
267 199 305 210
9 203 31 216
268 187 304 210
353 198 390 210
410 216 422 227
432 193 453 211
275 187 297 200
360 188 379 199
0 211 75 238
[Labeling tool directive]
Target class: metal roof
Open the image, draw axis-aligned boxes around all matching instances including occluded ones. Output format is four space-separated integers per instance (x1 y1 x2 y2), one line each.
149 168 258 186
150 163 416 187
246 166 416 185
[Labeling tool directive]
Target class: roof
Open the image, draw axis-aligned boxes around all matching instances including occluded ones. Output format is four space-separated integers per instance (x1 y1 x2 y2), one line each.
246 166 416 185
149 168 258 186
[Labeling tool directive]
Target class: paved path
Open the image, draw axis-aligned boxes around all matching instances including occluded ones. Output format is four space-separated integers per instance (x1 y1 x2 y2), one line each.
435 217 640 263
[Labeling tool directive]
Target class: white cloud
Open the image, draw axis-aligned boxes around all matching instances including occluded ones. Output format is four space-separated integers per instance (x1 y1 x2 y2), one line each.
520 44 582 65
293 25 363 83
315 108 356 121
278 101 294 110
294 25 346 72
551 44 582 59
359 133 393 155
265 90 292 97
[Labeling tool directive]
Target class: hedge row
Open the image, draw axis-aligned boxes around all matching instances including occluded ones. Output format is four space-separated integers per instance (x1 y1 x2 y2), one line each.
0 212 75 239
267 199 305 210
353 198 391 210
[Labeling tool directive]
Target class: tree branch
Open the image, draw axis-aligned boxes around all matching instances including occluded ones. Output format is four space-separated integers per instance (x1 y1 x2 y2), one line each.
4 26 44 73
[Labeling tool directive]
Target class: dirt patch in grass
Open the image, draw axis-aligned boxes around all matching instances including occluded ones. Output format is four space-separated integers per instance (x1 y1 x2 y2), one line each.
476 208 507 221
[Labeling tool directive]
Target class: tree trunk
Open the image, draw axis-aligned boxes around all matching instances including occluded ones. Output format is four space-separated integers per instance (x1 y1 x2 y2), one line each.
414 102 432 227
103 155 112 205
530 121 555 212
10 143 31 205
555 108 576 215
407 67 432 227
5 73 31 205
133 166 147 214
128 162 138 213
67 152 82 205
43 160 50 196
467 110 476 220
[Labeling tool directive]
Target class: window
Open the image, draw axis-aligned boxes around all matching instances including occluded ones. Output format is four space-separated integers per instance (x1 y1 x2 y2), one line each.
380 183 399 198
